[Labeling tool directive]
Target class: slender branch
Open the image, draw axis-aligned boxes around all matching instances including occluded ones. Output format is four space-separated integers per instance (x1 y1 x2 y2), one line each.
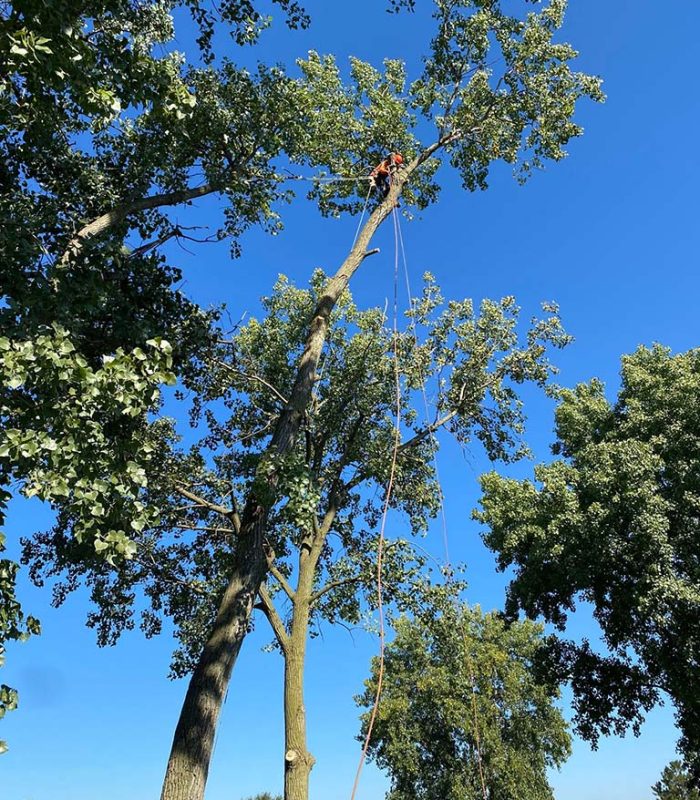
310 540 403 605
159 523 235 536
132 553 208 597
310 575 363 606
257 584 290 652
128 227 182 259
265 550 296 602
216 361 289 405
174 485 236 520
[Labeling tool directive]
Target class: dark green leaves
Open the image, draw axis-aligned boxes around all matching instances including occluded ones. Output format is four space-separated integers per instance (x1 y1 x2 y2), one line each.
477 345 700 773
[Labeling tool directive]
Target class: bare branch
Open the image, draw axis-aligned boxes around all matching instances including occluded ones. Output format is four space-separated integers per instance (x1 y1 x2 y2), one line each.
397 409 458 455
216 361 289 405
174 485 236 521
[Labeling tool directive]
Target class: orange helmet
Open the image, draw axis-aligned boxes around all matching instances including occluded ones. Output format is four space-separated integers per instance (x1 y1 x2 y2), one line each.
393 153 404 164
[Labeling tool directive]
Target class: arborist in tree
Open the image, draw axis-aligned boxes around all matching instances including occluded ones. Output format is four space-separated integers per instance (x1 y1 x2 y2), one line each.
369 152 404 198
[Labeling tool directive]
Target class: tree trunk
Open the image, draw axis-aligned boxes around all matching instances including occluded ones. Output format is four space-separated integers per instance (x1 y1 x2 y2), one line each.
158 154 439 800
284 602 314 800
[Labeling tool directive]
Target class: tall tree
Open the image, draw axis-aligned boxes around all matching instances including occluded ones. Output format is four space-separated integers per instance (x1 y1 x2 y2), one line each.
477 345 700 780
6 0 602 795
0 0 424 746
23 273 572 800
151 2 602 793
0 0 303 743
357 603 571 800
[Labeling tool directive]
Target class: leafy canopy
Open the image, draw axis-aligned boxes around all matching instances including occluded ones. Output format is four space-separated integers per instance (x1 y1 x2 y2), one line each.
24 274 571 673
653 762 700 800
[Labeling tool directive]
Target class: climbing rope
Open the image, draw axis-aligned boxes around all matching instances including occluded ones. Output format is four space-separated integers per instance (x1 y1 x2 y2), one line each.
351 183 373 249
349 172 488 800
349 181 402 800
395 211 488 800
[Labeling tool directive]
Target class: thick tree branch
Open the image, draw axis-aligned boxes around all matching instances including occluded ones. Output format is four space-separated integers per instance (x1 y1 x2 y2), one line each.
60 182 222 266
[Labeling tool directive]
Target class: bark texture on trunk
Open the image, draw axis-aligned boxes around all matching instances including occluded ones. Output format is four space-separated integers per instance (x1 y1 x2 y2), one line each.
282 504 336 800
160 513 267 800
284 604 314 800
159 151 444 800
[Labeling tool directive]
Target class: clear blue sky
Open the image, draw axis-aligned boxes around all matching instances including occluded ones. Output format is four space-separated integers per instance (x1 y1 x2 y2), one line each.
3 1 698 798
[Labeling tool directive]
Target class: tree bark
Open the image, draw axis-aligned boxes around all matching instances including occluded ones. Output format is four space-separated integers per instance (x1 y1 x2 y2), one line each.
284 599 314 800
159 142 450 800
159 509 267 800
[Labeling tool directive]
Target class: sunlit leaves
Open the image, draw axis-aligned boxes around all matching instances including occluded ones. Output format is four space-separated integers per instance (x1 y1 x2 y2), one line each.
0 327 173 561
0 530 40 752
358 605 571 800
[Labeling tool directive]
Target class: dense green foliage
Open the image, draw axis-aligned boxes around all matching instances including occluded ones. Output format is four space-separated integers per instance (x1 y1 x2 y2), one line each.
358 604 571 800
24 274 570 670
477 345 700 775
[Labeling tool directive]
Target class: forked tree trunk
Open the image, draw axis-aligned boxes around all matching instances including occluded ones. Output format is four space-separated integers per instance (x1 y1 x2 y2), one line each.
158 148 445 800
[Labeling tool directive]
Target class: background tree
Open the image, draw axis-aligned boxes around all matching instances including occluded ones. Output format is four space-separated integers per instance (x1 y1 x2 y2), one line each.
477 344 700 780
243 794 282 800
653 762 700 800
357 602 571 800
